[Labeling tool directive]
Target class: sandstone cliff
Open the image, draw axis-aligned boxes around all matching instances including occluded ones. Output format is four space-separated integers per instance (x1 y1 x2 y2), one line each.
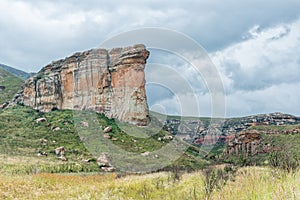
19 44 150 126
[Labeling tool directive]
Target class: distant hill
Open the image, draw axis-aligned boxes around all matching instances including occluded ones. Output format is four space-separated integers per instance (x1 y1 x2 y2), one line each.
0 64 35 80
0 68 23 105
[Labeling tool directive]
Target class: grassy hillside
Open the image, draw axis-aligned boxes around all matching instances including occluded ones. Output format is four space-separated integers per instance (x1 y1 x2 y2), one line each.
0 68 23 104
0 64 34 80
0 105 209 174
1 104 299 174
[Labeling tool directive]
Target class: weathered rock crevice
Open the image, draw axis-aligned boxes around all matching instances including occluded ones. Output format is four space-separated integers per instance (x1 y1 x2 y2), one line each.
17 44 150 126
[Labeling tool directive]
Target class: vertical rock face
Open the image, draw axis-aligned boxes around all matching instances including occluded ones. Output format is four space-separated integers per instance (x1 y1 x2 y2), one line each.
20 44 150 126
225 130 262 156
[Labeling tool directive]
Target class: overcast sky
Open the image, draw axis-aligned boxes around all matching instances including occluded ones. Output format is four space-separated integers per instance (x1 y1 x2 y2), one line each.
1 0 300 117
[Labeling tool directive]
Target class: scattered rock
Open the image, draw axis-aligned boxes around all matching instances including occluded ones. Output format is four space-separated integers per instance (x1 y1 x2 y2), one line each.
59 155 68 161
0 102 9 109
141 151 150 156
97 153 115 172
37 151 48 157
103 126 112 133
55 146 65 156
157 137 162 141
36 118 46 123
80 121 89 127
101 166 115 172
79 136 87 142
163 135 173 140
39 138 48 144
111 137 118 141
103 133 111 139
52 127 61 131
97 153 110 167
154 154 159 158
83 158 95 163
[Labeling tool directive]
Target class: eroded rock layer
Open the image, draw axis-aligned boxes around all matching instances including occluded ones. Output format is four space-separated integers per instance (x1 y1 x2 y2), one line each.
20 44 150 125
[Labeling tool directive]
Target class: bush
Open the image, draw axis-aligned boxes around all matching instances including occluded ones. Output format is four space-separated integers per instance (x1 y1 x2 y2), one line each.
269 150 299 173
203 166 236 199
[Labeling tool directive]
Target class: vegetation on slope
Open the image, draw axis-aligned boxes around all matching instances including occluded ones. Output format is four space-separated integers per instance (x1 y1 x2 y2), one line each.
0 105 209 174
221 125 300 171
1 104 299 174
0 68 23 105
0 63 34 80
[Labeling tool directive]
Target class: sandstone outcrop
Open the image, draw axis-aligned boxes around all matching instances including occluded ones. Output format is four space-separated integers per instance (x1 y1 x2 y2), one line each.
18 44 150 126
225 130 262 157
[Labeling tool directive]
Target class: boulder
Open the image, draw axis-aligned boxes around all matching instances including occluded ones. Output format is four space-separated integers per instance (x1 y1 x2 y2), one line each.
101 166 115 172
55 146 65 156
52 127 61 131
0 102 9 109
80 121 89 127
59 155 68 161
39 138 48 144
103 126 112 133
103 133 111 139
36 118 46 123
163 135 173 140
97 153 110 167
97 153 115 172
141 151 150 156
37 151 48 157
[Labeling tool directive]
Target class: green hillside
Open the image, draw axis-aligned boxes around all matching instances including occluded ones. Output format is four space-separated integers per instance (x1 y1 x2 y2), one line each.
0 105 209 174
0 68 23 105
1 103 299 174
0 64 34 80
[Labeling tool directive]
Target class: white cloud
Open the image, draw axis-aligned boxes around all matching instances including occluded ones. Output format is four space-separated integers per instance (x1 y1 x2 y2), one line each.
147 18 300 117
210 18 300 116
225 83 300 116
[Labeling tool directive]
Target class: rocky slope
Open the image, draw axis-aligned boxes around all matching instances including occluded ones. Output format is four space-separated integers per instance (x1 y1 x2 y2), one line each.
15 44 150 126
225 125 300 157
162 112 300 145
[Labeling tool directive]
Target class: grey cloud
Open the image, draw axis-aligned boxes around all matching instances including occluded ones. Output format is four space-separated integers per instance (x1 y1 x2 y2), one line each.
1 0 300 72
1 0 300 117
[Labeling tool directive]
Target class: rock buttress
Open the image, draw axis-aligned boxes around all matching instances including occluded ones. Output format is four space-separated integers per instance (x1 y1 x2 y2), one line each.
21 44 150 126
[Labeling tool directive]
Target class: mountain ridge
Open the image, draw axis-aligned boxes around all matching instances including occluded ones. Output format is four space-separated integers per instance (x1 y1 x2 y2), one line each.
0 63 35 80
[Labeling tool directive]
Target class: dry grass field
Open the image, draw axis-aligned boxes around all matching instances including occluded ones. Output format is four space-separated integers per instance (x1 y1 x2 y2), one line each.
0 167 299 200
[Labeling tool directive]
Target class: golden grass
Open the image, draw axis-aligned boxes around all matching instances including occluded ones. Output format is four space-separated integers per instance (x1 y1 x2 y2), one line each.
0 167 299 200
